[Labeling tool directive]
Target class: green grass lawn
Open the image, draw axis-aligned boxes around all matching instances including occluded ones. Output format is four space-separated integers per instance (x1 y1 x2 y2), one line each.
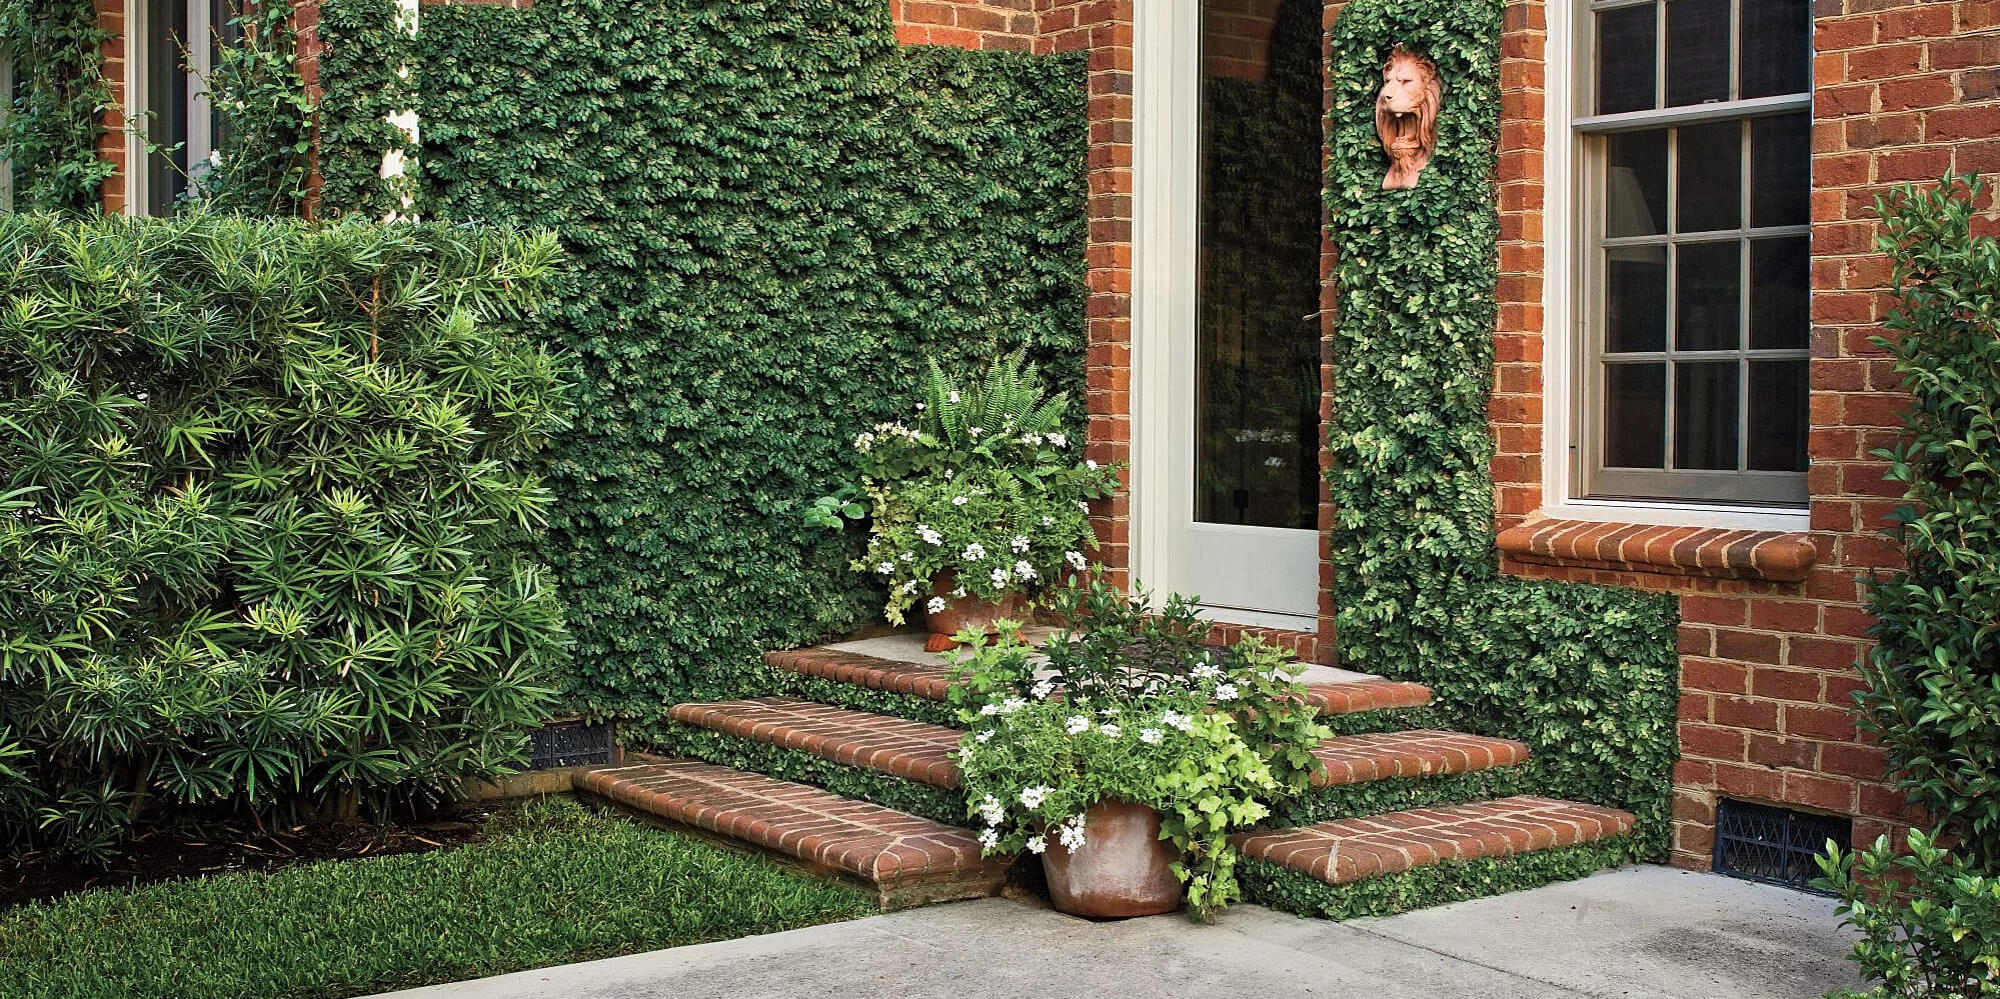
0 796 875 999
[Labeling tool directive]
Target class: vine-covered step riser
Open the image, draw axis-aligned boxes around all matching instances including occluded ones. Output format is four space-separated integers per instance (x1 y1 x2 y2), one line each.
1239 836 1643 921
760 669 963 727
1270 768 1533 829
641 721 971 828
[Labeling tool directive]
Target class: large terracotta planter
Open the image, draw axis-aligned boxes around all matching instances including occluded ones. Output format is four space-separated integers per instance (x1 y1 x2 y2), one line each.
923 572 1029 652
1039 800 1183 918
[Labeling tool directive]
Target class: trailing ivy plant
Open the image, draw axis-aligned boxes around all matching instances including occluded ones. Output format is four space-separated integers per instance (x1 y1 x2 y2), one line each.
1323 0 1679 854
415 1 1088 724
0 212 570 860
0 0 115 211
199 1 315 214
1853 174 2000 871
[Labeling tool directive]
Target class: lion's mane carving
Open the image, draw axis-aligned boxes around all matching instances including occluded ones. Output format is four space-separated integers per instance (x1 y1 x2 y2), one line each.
1375 45 1442 191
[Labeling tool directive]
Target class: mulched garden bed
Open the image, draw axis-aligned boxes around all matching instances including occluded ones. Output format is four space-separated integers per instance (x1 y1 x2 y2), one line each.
0 807 498 909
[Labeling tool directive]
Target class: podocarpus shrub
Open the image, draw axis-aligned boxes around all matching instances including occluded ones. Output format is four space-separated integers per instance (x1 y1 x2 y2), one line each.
1853 175 2000 873
0 213 569 860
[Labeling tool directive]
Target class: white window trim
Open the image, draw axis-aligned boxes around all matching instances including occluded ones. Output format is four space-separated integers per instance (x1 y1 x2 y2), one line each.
1539 0 1811 534
125 0 220 216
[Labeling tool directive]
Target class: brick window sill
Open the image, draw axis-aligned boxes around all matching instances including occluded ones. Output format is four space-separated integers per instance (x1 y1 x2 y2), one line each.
1495 519 1818 582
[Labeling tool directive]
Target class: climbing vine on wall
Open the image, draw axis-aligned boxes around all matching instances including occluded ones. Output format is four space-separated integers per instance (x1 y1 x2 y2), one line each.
0 0 115 212
316 0 415 217
1325 0 1679 852
416 0 1088 727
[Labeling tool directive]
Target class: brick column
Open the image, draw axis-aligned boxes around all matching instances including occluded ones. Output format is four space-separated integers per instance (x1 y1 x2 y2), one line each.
94 0 129 214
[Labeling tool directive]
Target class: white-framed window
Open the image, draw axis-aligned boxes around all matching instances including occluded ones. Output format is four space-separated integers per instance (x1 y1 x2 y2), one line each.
1547 0 1814 526
128 0 231 215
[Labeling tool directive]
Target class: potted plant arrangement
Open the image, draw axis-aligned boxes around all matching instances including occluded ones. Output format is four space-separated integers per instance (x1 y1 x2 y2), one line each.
810 352 1120 651
947 576 1329 920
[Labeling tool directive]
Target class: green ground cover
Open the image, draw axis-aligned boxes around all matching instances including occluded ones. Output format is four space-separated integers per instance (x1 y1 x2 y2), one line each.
0 797 873 999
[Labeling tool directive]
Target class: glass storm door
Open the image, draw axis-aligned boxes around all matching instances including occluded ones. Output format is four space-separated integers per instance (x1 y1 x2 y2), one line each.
1134 0 1324 629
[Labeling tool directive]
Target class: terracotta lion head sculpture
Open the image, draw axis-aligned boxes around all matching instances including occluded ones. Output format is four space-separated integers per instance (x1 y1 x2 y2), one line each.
1375 45 1442 190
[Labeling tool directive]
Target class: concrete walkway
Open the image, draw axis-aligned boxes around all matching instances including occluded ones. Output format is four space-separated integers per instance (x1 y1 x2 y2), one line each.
374 866 1859 999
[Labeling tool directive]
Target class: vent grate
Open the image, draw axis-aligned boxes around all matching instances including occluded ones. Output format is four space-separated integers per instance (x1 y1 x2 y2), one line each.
529 720 615 770
1713 799 1850 894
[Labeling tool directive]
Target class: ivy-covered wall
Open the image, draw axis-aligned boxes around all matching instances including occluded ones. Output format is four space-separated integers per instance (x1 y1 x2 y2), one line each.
413 0 1088 726
0 0 114 212
1324 0 1680 853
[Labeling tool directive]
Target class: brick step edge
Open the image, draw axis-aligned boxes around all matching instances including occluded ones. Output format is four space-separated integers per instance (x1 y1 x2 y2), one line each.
1233 796 1636 886
669 697 964 789
763 647 1433 716
580 760 1007 909
1310 730 1531 787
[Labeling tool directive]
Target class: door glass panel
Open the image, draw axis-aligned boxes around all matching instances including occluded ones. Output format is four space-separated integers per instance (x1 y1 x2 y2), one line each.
1196 0 1322 529
146 0 192 213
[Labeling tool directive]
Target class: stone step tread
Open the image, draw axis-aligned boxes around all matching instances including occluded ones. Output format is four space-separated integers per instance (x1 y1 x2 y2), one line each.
580 760 1006 894
1234 796 1636 886
765 647 1432 715
671 697 1522 793
669 697 965 788
1308 730 1531 787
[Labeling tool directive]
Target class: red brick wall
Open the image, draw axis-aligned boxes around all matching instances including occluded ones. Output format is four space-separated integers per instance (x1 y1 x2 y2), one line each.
1491 0 1999 869
890 0 1039 51
94 0 130 214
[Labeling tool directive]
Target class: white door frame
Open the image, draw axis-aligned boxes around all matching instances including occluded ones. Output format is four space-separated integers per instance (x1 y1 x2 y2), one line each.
1131 0 1319 631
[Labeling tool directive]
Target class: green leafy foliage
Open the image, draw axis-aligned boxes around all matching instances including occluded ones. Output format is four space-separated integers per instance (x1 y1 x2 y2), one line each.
416 1 1087 719
652 722 966 825
0 0 115 211
1817 829 2000 998
199 2 315 214
817 351 1117 622
1322 0 1679 854
317 0 419 219
0 212 569 859
0 797 873 999
1855 175 2000 871
950 581 1330 919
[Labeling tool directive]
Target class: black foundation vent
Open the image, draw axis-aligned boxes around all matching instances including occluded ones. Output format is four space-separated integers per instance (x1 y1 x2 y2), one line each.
1713 799 1850 894
528 720 615 770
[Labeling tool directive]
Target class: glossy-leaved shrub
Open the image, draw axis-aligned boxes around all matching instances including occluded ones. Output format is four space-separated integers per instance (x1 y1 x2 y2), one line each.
0 213 569 860
1856 174 2000 871
1817 830 2000 998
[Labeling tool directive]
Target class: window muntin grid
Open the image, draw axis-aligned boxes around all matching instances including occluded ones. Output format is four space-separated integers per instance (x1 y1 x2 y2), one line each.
1575 0 1813 507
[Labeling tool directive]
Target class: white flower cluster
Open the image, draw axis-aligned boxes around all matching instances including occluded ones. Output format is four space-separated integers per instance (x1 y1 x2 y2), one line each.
875 561 896 575
1010 535 1031 553
1098 723 1122 739
1030 678 1056 700
961 542 986 561
1049 433 1067 448
1190 661 1221 681
1214 683 1239 702
978 794 1006 826
1018 785 1052 809
952 495 969 507
1160 710 1194 732
918 524 944 545
927 596 948 614
1139 728 1164 744
1056 814 1087 852
1065 715 1091 735
1064 550 1088 571
1013 560 1037 581
990 566 1012 588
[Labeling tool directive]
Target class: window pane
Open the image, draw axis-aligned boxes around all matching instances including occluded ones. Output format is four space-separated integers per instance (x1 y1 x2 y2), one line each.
1749 237 1810 350
1606 129 1668 237
1741 0 1811 99
1748 360 1809 472
1606 363 1667 468
1666 0 1731 107
1675 361 1741 470
1597 4 1658 115
1676 241 1742 351
1751 114 1811 227
1608 251 1668 353
1677 121 1742 233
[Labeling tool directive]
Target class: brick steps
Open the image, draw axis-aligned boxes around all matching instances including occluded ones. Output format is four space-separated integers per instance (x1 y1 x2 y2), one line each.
669 697 964 788
763 646 1433 717
579 759 1007 910
668 697 1527 795
1235 796 1636 886
1308 730 1530 787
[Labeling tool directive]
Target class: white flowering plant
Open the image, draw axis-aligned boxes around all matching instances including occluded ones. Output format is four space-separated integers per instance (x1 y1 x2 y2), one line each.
807 352 1120 624
947 577 1329 920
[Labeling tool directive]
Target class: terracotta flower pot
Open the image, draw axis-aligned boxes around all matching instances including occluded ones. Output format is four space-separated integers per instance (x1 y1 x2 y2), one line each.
1039 800 1183 918
923 571 1029 652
